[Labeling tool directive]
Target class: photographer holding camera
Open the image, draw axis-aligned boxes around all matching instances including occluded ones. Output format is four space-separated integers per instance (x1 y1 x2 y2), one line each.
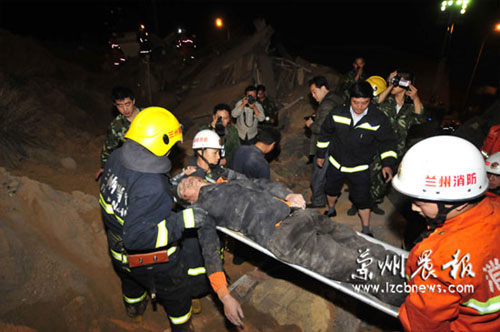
231 85 265 145
199 103 240 167
366 70 426 216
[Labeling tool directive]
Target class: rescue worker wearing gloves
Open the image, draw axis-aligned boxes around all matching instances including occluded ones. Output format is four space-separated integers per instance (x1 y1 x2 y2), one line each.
99 107 207 332
392 135 500 331
177 175 407 327
316 82 398 236
486 151 500 200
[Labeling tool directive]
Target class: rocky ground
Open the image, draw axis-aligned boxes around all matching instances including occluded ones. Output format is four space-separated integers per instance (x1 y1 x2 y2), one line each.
0 23 466 332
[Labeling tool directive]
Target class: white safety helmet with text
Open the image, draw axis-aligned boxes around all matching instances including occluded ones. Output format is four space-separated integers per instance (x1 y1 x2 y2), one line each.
392 135 488 201
485 151 500 175
192 129 223 150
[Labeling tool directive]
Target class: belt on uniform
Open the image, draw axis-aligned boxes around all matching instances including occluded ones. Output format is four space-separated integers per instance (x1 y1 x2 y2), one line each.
110 244 178 267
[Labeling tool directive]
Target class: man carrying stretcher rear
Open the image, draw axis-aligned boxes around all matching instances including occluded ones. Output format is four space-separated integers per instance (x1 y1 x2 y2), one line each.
177 175 406 327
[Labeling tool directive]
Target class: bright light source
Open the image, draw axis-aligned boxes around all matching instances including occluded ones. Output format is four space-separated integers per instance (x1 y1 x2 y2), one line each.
495 23 500 32
177 28 182 34
447 0 453 5
460 8 466 14
140 24 145 30
215 17 223 28
441 6 446 11
456 0 462 5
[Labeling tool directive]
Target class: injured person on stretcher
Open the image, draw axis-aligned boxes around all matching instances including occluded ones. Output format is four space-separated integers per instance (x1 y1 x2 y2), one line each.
177 175 406 326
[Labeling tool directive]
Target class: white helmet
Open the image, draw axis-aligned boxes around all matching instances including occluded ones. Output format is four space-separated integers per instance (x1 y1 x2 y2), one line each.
192 129 223 150
486 152 500 175
392 135 488 201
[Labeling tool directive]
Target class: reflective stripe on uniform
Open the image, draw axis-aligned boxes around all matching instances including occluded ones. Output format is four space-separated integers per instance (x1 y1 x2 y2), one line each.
99 194 125 226
328 155 369 173
188 267 207 276
156 220 168 248
357 122 380 131
169 306 192 325
380 150 398 160
316 141 330 149
333 115 351 126
462 296 500 315
110 248 128 263
123 291 147 304
183 208 195 228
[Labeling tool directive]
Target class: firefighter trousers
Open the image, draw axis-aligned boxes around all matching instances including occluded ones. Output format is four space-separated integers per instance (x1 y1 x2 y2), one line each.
113 253 193 331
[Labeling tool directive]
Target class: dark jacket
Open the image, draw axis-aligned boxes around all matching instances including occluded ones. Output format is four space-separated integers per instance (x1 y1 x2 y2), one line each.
193 179 292 275
99 141 185 266
309 91 344 155
232 145 270 179
316 103 398 171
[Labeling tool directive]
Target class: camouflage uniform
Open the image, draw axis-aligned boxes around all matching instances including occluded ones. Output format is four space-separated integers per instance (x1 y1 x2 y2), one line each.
258 97 280 128
342 69 368 103
370 97 426 204
198 124 240 168
99 107 142 168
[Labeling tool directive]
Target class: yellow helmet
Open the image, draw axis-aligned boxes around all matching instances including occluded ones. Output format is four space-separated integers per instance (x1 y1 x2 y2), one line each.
125 107 183 156
366 76 388 97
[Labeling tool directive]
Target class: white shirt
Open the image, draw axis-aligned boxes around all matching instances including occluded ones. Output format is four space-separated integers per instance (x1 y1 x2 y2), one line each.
349 106 369 126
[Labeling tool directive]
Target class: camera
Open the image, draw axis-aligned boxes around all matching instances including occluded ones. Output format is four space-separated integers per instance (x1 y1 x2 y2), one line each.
215 116 225 137
390 75 411 90
246 95 255 105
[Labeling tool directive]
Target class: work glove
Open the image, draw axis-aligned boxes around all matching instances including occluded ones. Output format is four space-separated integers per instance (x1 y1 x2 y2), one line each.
180 206 208 229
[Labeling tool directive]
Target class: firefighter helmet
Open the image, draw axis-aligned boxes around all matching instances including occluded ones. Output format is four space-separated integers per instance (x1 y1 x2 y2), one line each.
192 129 222 150
486 152 500 175
125 107 182 156
365 76 387 97
392 135 488 201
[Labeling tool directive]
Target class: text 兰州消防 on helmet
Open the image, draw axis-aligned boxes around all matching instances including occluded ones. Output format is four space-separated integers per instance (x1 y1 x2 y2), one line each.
192 129 223 150
392 135 488 201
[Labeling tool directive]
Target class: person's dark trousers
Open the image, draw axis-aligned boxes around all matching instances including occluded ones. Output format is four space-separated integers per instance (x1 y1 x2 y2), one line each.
113 253 193 331
266 209 405 306
309 156 328 206
181 230 211 298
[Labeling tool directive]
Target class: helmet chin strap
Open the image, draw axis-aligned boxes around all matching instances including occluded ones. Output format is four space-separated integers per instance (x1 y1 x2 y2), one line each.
414 202 462 245
196 149 219 170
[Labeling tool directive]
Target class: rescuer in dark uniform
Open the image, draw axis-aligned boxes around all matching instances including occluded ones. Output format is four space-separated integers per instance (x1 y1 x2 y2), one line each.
99 107 206 331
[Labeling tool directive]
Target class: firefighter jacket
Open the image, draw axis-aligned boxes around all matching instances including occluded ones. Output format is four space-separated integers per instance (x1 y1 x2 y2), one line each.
316 104 398 173
399 196 500 331
308 91 344 156
99 140 186 267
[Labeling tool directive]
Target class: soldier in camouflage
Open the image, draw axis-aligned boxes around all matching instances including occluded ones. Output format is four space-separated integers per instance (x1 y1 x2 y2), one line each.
368 70 426 214
342 57 368 102
95 86 142 180
256 85 280 128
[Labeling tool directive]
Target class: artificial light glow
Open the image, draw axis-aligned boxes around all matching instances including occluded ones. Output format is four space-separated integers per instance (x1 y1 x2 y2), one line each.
215 17 223 28
460 8 466 14
456 0 462 4
495 23 500 32
140 24 145 30
441 6 446 11
447 0 453 5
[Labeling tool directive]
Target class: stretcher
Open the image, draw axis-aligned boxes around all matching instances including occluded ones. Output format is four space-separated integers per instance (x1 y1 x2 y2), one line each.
217 226 408 318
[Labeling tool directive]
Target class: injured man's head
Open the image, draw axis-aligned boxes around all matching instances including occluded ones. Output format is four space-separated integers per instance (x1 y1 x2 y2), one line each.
177 176 208 204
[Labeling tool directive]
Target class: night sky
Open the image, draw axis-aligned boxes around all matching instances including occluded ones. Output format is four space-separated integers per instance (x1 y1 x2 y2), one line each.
1 0 499 89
